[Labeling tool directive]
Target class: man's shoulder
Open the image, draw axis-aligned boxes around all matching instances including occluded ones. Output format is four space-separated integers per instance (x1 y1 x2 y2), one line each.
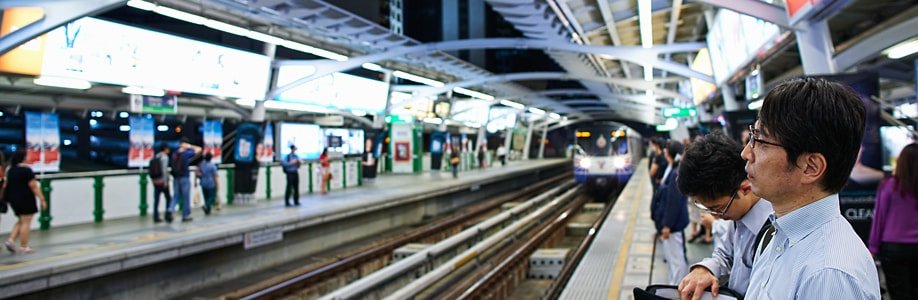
797 217 877 283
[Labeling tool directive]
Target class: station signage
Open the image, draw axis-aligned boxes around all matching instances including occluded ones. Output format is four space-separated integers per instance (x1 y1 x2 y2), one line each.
662 107 696 118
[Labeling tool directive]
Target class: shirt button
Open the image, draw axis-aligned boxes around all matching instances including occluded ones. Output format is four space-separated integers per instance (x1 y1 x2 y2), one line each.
761 283 766 288
776 247 783 252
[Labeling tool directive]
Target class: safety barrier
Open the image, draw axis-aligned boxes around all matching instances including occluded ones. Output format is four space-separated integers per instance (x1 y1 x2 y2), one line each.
0 159 364 234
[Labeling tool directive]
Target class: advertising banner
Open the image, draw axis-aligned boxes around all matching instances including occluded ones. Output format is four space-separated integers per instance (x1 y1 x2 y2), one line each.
390 123 414 173
259 122 275 163
235 123 261 164
25 112 60 172
203 120 223 164
128 116 154 167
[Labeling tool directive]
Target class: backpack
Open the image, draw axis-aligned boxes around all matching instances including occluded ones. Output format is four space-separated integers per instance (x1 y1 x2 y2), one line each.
171 151 190 177
148 156 163 180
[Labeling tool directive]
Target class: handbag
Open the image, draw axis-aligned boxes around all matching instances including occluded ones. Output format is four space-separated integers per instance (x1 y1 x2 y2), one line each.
450 157 460 164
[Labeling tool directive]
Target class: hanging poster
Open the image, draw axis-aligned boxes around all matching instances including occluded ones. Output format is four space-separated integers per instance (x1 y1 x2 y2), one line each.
25 112 60 172
235 122 261 164
202 120 223 164
128 116 155 167
258 122 275 162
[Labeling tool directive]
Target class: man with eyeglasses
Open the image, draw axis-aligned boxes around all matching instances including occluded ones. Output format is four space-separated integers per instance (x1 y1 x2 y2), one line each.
742 78 879 299
675 131 773 299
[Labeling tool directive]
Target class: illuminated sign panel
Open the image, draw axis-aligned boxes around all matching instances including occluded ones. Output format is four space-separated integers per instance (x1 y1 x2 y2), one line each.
276 66 390 114
39 18 271 99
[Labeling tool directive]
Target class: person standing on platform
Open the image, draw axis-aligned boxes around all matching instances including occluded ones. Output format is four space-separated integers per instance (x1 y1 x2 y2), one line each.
742 78 879 299
477 144 486 169
450 146 460 178
319 148 331 194
496 143 507 166
0 152 7 247
3 150 47 254
362 139 377 183
151 144 171 223
676 131 773 299
869 143 918 300
167 139 201 223
196 153 219 215
651 140 689 285
282 145 301 206
649 138 668 193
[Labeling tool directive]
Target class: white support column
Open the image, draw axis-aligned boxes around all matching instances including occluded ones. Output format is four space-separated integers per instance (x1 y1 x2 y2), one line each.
523 119 534 160
721 84 740 111
503 126 513 160
253 42 277 122
796 19 837 75
537 122 548 159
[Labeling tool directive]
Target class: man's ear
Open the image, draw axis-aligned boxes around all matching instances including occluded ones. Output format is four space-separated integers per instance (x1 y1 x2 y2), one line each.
798 153 827 185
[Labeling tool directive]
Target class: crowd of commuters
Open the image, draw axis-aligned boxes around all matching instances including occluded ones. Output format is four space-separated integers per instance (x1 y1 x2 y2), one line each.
651 77 900 300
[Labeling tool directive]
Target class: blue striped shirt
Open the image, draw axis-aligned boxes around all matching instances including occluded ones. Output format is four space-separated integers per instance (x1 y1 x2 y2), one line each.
746 194 880 299
694 199 772 296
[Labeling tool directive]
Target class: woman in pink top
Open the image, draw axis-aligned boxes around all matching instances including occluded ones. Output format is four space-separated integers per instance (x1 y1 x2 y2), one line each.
869 143 918 300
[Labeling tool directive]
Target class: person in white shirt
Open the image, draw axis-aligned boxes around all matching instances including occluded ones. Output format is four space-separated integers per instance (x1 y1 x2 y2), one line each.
676 131 773 299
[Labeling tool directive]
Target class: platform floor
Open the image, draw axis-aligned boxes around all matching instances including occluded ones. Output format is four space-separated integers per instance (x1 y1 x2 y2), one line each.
561 161 713 300
0 159 565 294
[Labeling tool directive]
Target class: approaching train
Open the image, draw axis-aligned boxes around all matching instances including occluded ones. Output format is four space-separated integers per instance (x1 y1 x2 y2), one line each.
572 122 643 199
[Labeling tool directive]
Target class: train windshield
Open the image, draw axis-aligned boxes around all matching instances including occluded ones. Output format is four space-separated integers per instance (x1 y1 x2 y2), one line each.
575 133 629 157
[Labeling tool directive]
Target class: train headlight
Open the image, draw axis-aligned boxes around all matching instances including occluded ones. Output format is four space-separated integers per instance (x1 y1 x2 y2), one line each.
579 158 591 169
613 156 627 169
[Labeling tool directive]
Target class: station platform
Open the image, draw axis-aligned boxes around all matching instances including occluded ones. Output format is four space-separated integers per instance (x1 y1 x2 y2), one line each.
0 159 568 298
561 161 713 300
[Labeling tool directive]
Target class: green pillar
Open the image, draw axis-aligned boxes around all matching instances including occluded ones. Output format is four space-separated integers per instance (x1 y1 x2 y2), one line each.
308 162 313 193
39 179 53 230
226 168 235 205
93 176 105 223
265 165 272 200
139 172 148 216
342 160 347 188
357 159 363 186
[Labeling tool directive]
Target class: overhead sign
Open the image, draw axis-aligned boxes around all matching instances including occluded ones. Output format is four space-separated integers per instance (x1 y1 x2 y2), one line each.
39 17 270 99
662 107 697 118
0 8 47 75
130 94 177 114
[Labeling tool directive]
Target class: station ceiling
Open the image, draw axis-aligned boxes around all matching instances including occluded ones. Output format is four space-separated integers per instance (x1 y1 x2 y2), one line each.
1 0 916 128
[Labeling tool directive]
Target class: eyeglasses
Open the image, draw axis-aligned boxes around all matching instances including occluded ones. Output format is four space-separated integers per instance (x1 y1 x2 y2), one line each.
747 125 783 149
693 190 737 217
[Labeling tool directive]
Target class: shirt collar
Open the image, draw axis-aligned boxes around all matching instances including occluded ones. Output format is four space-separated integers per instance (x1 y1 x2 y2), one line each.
738 199 773 233
772 193 839 243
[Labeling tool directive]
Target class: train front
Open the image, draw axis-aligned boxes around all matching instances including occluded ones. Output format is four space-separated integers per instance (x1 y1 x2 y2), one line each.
573 128 635 199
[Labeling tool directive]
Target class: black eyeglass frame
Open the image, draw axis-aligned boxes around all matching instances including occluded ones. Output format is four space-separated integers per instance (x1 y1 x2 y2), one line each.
747 125 783 149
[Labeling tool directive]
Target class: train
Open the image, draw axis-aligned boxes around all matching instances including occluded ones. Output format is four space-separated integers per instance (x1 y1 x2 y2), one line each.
572 122 644 199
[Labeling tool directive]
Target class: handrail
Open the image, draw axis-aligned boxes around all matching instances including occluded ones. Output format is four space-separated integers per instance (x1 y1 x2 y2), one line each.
36 158 360 180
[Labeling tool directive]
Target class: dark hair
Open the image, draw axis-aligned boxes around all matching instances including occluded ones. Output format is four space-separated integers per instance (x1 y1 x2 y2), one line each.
10 149 25 165
159 143 170 152
204 153 213 162
678 131 747 201
665 140 683 159
759 77 866 193
180 137 191 144
894 143 918 198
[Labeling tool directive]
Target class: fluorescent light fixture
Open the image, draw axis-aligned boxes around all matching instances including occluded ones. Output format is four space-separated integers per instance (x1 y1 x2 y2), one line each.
465 122 481 128
351 109 368 117
119 125 131 132
644 65 653 81
122 86 165 97
549 113 562 120
392 71 444 87
423 117 443 124
154 6 207 25
34 76 91 90
748 99 763 110
63 139 72 146
119 112 130 118
126 0 156 11
528 107 546 115
499 99 525 110
203 19 249 36
235 98 256 106
264 100 330 113
246 30 287 46
885 39 918 59
453 87 495 101
361 63 383 71
638 0 653 48
89 119 98 126
157 125 169 132
280 40 348 61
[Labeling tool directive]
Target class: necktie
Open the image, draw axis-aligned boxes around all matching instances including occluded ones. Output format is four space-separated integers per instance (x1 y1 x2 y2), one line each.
752 219 775 262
